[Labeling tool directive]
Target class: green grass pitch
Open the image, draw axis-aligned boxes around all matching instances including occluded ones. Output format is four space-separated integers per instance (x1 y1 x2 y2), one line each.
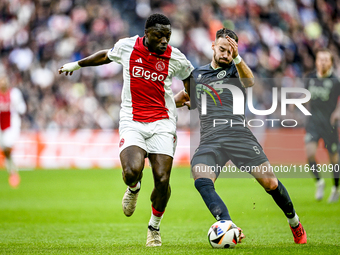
0 167 339 254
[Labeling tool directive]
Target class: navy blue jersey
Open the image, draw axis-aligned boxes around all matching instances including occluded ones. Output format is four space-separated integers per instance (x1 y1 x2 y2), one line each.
191 63 252 142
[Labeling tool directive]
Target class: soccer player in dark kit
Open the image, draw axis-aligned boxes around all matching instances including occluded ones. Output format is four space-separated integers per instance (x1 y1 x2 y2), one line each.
176 28 307 244
304 48 340 203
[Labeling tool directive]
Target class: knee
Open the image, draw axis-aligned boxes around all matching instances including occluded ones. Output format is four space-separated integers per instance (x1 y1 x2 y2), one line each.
306 147 316 161
307 155 316 162
3 148 11 158
122 164 142 186
155 173 170 192
263 178 278 192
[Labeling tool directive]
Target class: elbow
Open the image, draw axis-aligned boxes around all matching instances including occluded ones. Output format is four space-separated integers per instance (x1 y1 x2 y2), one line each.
247 80 255 87
242 78 255 88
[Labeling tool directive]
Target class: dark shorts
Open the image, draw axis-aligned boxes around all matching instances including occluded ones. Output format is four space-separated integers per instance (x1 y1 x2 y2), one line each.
191 133 268 178
305 124 338 153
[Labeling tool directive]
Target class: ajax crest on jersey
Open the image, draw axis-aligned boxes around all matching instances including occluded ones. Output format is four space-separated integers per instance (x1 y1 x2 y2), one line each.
208 220 239 248
155 61 165 71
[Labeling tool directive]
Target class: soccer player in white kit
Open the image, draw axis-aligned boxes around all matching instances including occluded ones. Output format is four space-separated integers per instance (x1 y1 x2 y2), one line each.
59 14 194 246
0 74 26 188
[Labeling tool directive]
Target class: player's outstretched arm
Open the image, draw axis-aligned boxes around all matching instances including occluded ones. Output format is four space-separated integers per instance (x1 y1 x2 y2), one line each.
226 36 255 88
58 50 112 76
175 73 193 108
234 59 255 88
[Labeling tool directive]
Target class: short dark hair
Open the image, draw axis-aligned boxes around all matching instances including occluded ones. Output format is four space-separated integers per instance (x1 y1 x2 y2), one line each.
145 13 171 29
315 48 334 64
216 28 238 43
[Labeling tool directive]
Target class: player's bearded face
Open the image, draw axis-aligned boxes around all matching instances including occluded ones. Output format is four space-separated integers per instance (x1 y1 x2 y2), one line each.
212 38 233 67
316 52 333 74
145 24 171 55
0 77 9 92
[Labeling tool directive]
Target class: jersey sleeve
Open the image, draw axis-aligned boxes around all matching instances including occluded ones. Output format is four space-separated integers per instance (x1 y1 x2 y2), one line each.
190 70 198 110
11 88 26 114
107 39 125 64
173 49 194 81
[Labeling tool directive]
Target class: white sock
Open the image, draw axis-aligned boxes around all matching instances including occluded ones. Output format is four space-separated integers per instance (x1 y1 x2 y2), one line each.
5 157 17 175
129 181 140 192
149 213 163 230
287 213 299 228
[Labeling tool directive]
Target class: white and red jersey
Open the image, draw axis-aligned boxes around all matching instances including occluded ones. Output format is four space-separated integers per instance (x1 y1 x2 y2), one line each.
107 35 194 124
0 88 26 131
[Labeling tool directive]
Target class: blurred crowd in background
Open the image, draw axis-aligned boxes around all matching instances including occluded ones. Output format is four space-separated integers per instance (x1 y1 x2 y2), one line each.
1 0 340 130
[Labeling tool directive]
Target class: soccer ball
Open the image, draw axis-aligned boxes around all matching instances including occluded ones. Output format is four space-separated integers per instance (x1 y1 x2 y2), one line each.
207 220 239 248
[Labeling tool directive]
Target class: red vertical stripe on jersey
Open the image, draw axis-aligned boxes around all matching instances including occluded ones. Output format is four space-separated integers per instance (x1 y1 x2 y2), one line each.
0 90 11 130
129 37 172 122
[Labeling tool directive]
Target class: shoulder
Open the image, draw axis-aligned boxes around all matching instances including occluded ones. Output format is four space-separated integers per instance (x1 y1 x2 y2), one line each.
192 64 210 80
330 72 340 79
170 46 188 61
112 35 138 50
329 73 340 87
108 36 139 60
169 46 194 77
193 64 210 73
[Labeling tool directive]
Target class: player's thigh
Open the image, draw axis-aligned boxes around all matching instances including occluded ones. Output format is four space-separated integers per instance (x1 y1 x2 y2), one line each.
0 127 20 150
328 151 339 165
322 128 338 155
224 137 268 172
148 153 173 182
120 145 147 173
119 120 148 155
119 121 148 172
191 149 228 180
305 141 318 159
304 128 320 158
146 119 177 158
325 129 339 164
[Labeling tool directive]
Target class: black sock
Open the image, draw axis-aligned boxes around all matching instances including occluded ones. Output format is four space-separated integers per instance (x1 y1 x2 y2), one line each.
308 160 320 181
266 180 296 219
195 178 231 221
148 225 159 231
333 167 339 187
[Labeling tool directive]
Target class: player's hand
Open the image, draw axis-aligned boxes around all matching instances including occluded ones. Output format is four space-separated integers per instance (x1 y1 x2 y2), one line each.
58 61 81 76
330 110 340 125
184 101 191 109
226 36 239 59
175 90 190 109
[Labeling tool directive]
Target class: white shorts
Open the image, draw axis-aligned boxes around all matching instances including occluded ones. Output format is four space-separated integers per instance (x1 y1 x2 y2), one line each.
0 126 20 149
119 118 177 157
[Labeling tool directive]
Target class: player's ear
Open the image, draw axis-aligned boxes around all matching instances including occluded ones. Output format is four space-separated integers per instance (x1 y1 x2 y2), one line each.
145 27 152 37
212 41 215 50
